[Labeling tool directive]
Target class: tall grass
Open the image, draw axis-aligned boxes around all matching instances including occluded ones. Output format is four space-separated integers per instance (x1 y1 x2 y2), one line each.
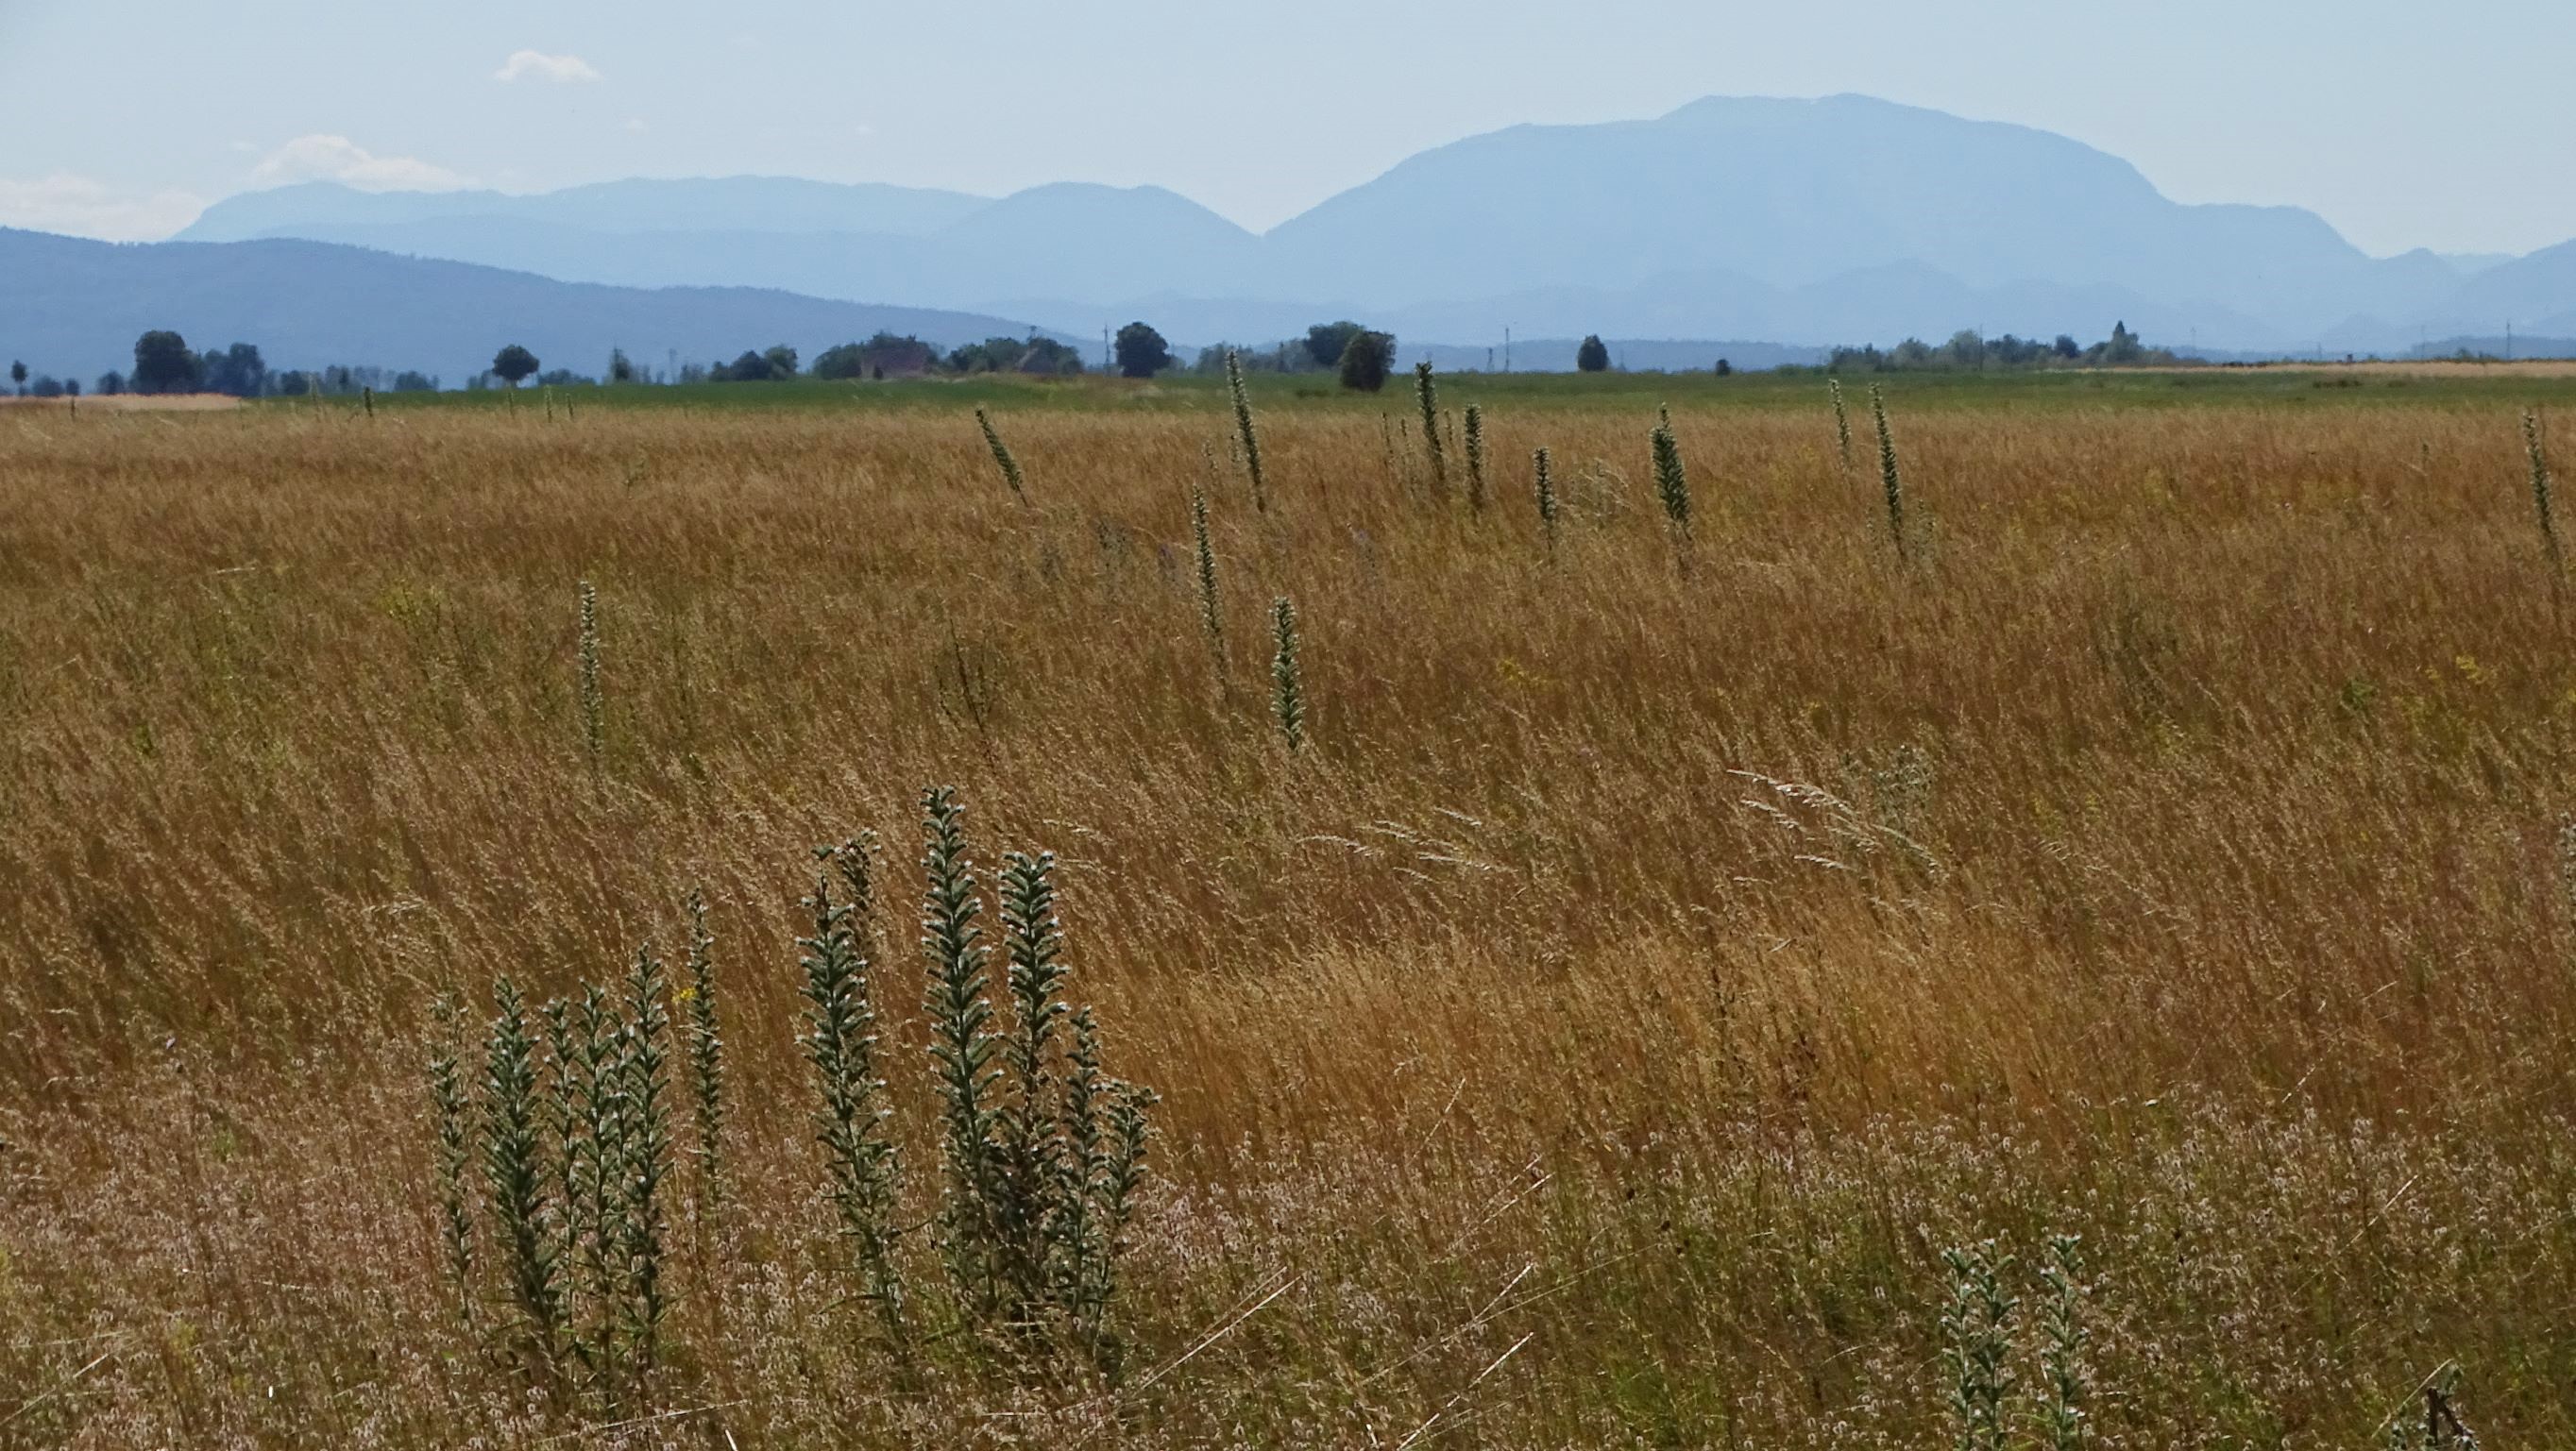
5 388 2576 1445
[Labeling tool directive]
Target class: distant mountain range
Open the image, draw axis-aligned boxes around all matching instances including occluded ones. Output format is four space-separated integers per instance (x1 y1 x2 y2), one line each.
161 95 2576 359
5 93 2568 380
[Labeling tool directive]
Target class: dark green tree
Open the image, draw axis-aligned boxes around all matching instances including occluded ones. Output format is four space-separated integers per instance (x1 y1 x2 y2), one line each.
491 344 540 388
1575 334 1611 373
1303 320 1365 369
813 343 868 380
712 350 771 382
1113 322 1172 379
131 331 201 395
1337 329 1395 393
8 361 25 396
200 343 267 398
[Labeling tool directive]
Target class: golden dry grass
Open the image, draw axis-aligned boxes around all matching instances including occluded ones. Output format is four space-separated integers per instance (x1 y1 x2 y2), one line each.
0 394 245 413
3 388 2575 1446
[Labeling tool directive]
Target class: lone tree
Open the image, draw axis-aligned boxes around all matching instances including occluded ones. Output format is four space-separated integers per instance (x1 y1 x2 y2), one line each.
131 331 201 395
1113 321 1172 379
1575 334 1611 373
1337 329 1395 393
1303 320 1366 370
8 361 25 396
491 344 540 388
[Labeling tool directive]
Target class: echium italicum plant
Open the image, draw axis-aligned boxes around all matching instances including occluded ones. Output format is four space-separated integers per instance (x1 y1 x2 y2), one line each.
976 406 1030 506
441 937 680 1409
1873 383 1908 560
432 793 1161 1387
909 786 1159 1356
680 890 723 1215
1271 596 1306 752
1941 1239 2018 1451
1191 481 1225 670
1414 361 1449 496
800 831 907 1337
2527 410 2561 589
1225 349 1268 514
1463 403 1488 514
1927 1232 2101 1451
1651 406 1692 566
1533 446 1559 555
576 580 604 778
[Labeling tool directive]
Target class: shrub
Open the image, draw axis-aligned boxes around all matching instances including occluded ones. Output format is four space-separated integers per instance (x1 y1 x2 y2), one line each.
1337 329 1395 392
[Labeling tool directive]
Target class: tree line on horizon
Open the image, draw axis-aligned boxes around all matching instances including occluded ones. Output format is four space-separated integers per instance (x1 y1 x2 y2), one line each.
2 331 438 400
472 318 1402 392
5 319 2216 404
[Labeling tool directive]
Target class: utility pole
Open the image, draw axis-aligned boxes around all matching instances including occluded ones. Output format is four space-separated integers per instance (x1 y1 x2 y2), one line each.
1504 326 1513 374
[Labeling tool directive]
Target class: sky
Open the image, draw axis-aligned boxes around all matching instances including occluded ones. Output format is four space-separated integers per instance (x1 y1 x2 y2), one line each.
3 0 2571 259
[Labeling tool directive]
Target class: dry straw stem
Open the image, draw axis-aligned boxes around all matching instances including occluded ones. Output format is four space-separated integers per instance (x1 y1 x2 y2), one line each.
6 390 2576 1444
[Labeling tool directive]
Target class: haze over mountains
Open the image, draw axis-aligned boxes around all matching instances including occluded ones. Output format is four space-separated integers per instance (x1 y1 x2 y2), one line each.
13 93 2575 380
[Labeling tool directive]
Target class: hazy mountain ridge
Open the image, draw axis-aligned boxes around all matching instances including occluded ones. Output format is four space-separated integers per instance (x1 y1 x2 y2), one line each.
0 228 1061 384
92 94 2576 361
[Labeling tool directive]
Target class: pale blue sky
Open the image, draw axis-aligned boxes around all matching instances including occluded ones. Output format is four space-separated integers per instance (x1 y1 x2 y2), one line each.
2 1 2568 257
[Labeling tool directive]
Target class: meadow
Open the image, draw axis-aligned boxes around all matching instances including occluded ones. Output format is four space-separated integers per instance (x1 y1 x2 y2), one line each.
4 368 2576 1447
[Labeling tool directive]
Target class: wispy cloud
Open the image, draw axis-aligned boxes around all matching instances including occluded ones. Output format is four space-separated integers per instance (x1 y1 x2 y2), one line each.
494 50 602 84
0 173 205 241
250 136 469 193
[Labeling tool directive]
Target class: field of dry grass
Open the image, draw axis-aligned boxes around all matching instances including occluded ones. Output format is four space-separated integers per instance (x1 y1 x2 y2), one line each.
5 380 2576 1446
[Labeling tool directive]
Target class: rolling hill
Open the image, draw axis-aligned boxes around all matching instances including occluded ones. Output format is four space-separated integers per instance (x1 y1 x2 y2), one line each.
0 228 1054 385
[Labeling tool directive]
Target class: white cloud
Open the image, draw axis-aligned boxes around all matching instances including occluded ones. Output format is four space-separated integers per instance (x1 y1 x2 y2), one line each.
0 174 206 241
623 117 649 134
249 135 470 193
494 50 602 84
